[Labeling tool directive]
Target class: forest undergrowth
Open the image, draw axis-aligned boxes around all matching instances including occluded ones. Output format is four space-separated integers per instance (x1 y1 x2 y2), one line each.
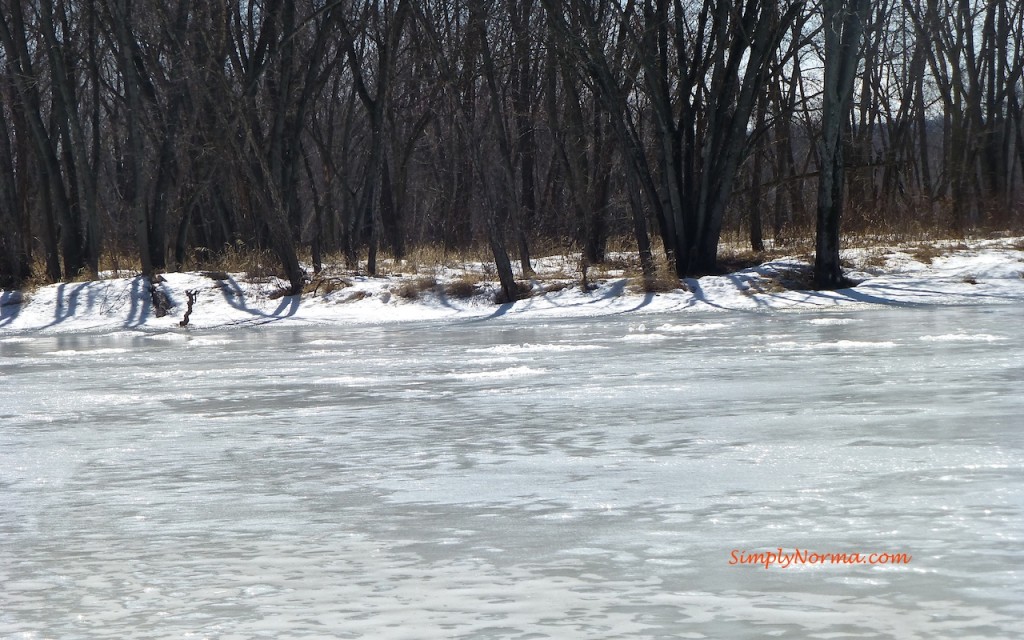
14 225 1022 304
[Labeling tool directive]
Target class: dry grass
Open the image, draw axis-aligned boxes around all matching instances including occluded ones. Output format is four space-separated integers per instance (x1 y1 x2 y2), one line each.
244 260 283 282
638 272 684 293
444 275 486 299
304 275 351 296
717 239 820 274
910 242 942 264
716 249 770 275
803 221 990 249
342 290 371 303
618 251 683 294
597 254 641 273
738 265 815 295
98 252 142 278
22 259 54 293
536 267 576 281
397 243 494 276
69 268 97 283
190 242 284 281
742 280 782 296
541 281 572 294
908 241 972 264
767 265 816 291
394 276 438 300
601 234 648 255
18 256 96 292
267 286 293 300
858 249 891 270
494 281 534 303
627 265 683 294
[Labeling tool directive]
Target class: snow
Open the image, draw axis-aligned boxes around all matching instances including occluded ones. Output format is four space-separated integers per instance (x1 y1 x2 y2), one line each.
3 237 1023 336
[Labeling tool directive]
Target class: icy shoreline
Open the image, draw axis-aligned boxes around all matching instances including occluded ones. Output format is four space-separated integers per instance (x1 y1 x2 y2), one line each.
2 238 1023 335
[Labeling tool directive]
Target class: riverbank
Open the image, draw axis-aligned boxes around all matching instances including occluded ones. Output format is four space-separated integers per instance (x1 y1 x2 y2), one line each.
2 237 1023 335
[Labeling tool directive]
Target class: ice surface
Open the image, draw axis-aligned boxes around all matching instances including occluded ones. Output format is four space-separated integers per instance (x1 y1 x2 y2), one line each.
1 306 1022 638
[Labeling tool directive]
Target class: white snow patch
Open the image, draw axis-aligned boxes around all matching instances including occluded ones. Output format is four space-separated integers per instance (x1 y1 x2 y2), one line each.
832 340 898 349
919 333 1006 342
43 348 129 356
466 343 607 354
447 366 548 380
144 332 190 342
655 322 730 333
620 333 671 342
807 317 859 325
316 376 381 386
760 340 898 352
185 337 236 347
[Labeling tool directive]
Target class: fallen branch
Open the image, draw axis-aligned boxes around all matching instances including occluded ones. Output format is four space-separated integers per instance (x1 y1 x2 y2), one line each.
179 290 199 327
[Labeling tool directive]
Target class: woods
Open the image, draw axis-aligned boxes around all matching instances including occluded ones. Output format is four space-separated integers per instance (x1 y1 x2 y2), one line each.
2 0 1023 292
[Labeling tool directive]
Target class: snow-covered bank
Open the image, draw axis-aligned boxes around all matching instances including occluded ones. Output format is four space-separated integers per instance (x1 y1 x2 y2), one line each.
2 237 1023 334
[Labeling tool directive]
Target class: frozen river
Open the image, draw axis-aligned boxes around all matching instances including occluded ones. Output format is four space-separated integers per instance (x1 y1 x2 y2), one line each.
2 305 1022 639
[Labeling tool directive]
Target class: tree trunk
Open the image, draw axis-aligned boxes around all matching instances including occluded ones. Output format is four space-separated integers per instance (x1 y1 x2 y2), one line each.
815 0 869 290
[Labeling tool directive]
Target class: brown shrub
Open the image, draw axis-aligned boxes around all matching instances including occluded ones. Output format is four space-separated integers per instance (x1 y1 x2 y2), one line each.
444 278 481 299
395 276 438 300
493 281 534 303
911 242 944 264
267 286 293 300
628 269 682 294
859 250 890 270
305 276 351 296
343 290 371 303
542 281 571 294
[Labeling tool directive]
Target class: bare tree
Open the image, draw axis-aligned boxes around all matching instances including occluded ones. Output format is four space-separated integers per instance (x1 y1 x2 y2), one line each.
2 0 1021 293
815 0 870 289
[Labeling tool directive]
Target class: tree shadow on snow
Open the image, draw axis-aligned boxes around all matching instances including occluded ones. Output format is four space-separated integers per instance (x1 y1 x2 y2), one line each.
685 279 733 311
41 283 85 329
480 301 514 321
123 276 152 328
217 275 301 326
0 291 24 328
783 281 984 308
837 281 1017 305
